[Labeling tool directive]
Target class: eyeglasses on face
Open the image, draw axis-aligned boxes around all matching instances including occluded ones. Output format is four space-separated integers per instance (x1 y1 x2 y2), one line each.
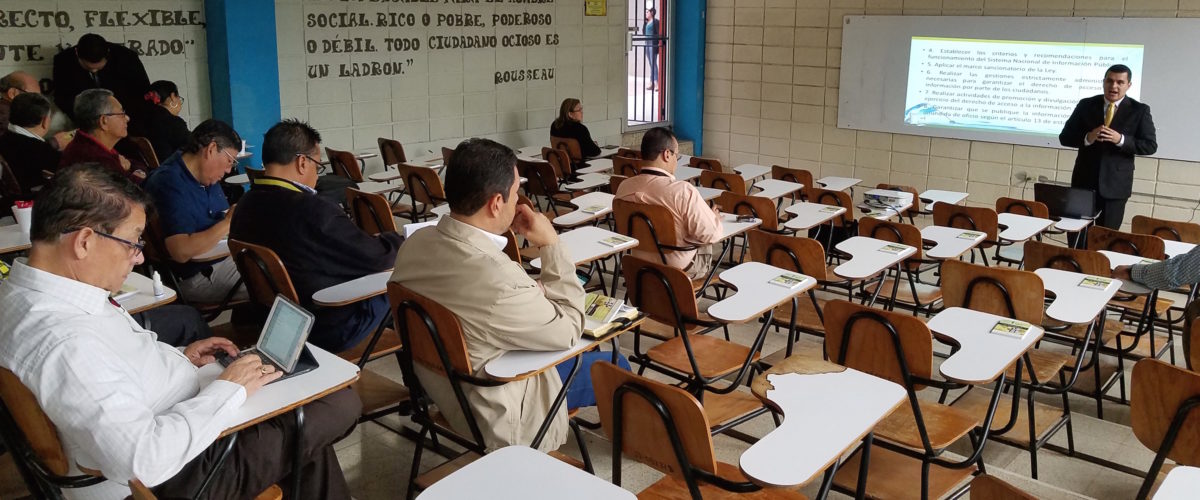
62 227 144 258
222 149 239 169
295 153 321 166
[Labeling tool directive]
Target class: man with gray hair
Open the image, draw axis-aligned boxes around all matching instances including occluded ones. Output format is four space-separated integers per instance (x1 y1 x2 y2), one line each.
58 88 147 183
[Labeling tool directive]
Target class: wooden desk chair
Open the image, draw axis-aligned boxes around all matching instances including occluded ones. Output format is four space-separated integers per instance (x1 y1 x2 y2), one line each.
550 136 584 163
620 255 764 435
377 137 407 166
609 174 627 194
0 154 23 208
992 197 1050 266
689 155 724 172
805 187 858 262
616 147 640 159
717 190 781 270
612 155 641 177
540 147 576 181
1132 215 1200 244
1022 240 1122 418
771 165 814 194
1130 358 1200 499
1086 226 1174 368
591 362 802 500
822 300 983 500
875 184 921 224
440 146 454 165
969 474 1036 500
746 230 855 365
346 187 398 236
387 283 591 499
857 217 942 316
933 203 999 266
0 368 283 500
700 170 747 195
939 258 1069 479
324 147 364 182
127 136 160 170
612 199 711 296
228 240 409 424
395 163 446 223
519 158 577 216
1184 300 1200 372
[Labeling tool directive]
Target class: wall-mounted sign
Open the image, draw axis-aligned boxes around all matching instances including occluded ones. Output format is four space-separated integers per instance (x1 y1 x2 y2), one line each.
585 0 607 16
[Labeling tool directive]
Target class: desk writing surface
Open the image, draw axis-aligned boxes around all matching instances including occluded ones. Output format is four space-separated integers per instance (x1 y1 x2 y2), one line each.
833 236 916 280
783 202 845 231
1164 239 1196 259
224 173 249 185
552 192 614 227
1033 268 1123 324
815 176 861 192
197 344 359 436
482 319 640 381
697 186 722 202
311 270 392 307
918 189 968 209
563 173 609 191
594 146 620 159
740 360 905 488
577 158 612 174
357 181 405 195
1093 251 1152 295
1154 465 1200 500
529 226 638 269
1054 217 1092 232
192 240 229 262
418 445 635 499
734 163 771 182
707 262 816 323
926 307 1044 384
718 213 763 241
997 212 1054 242
118 272 176 315
750 179 804 201
675 165 702 183
921 225 985 260
0 224 30 254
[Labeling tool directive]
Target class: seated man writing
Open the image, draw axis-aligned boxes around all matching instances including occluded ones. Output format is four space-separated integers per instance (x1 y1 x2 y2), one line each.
614 126 724 279
0 164 359 499
230 119 402 353
391 138 628 451
143 119 248 304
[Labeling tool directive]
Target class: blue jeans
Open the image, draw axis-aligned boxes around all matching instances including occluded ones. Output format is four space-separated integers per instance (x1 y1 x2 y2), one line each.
315 295 390 354
555 350 631 409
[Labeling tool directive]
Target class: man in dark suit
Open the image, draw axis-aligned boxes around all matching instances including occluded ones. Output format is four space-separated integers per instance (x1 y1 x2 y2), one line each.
1059 64 1157 230
0 92 61 198
52 33 149 123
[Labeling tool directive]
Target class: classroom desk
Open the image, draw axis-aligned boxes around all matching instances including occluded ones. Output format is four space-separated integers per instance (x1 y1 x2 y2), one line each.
921 225 986 260
926 307 1045 384
529 226 639 270
816 176 861 193
563 173 609 191
224 173 250 185
1164 239 1196 258
357 181 406 195
675 165 702 183
1153 466 1200 500
1095 251 1154 295
997 212 1054 242
0 224 30 254
749 179 804 202
858 189 914 221
367 166 403 183
576 158 612 174
1033 268 1123 324
707 262 817 324
782 202 845 231
312 270 392 307
552 192 614 228
718 213 764 241
697 186 722 202
833 237 915 280
192 239 229 262
734 163 772 182
741 357 905 489
1053 217 1092 233
431 204 451 220
117 272 177 314
593 146 620 159
418 445 636 499
918 189 968 209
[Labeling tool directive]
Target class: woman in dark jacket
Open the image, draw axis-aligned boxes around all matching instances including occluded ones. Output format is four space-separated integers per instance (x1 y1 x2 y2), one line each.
549 97 601 158
132 80 190 161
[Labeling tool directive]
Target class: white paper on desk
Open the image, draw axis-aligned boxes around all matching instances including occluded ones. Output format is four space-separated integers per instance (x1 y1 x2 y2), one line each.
402 220 438 238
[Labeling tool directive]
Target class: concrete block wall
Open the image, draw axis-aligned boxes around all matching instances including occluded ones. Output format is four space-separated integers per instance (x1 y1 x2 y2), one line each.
276 0 627 174
702 0 1200 229
0 1 210 131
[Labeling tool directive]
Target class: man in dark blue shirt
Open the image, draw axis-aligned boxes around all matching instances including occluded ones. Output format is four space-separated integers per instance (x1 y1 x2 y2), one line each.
143 119 246 304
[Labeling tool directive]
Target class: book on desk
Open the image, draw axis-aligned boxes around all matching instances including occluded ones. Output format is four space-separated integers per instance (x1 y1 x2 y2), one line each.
584 292 639 338
768 272 809 289
990 319 1032 339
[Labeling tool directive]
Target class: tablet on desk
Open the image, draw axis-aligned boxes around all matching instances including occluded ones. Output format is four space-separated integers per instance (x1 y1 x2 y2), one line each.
218 295 318 383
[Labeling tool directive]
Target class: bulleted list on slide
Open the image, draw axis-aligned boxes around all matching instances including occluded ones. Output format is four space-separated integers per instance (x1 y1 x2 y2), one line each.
903 37 1143 136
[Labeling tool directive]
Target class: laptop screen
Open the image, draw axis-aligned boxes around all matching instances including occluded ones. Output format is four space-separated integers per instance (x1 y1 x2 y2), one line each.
258 295 314 373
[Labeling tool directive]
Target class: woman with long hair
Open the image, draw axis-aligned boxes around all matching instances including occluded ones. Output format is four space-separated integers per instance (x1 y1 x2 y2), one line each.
550 97 601 158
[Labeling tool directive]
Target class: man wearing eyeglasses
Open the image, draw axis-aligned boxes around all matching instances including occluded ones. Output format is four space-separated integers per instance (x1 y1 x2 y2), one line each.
229 119 403 353
143 119 248 304
59 88 147 183
0 163 360 499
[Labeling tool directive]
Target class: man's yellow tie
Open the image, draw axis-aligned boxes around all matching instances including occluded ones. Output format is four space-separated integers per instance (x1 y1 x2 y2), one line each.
1104 102 1115 127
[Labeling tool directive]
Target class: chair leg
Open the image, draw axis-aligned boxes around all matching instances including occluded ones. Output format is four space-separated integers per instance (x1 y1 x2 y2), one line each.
1026 387 1039 479
406 427 428 500
569 418 594 474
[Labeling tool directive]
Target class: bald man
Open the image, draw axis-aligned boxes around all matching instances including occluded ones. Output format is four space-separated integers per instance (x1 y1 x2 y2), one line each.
0 71 71 148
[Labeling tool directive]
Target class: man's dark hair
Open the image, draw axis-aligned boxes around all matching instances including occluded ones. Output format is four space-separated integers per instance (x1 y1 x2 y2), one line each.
445 138 517 216
30 163 153 243
76 34 110 63
1106 64 1133 82
183 119 242 155
9 92 52 128
262 119 321 165
640 126 676 160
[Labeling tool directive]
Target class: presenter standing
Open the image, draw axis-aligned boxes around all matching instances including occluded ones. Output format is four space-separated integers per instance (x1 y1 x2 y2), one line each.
1059 64 1157 230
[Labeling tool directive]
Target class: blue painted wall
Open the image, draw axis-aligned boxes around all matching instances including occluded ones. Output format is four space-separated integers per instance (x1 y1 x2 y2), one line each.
205 0 281 170
672 0 705 154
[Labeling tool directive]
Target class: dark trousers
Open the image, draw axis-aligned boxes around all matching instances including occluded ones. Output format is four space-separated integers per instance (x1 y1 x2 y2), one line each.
151 388 361 500
132 304 212 347
1067 193 1128 247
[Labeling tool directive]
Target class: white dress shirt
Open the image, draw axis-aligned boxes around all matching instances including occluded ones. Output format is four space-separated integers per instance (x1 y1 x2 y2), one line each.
0 263 246 498
7 123 45 142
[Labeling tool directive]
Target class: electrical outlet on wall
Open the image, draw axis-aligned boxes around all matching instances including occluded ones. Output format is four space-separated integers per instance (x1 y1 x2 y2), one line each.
1014 171 1028 182
1037 175 1049 182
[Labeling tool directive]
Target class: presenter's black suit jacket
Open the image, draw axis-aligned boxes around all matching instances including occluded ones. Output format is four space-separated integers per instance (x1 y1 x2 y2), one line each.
1058 95 1157 200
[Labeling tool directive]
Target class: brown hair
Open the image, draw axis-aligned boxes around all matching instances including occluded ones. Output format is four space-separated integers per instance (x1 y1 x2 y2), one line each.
553 98 581 129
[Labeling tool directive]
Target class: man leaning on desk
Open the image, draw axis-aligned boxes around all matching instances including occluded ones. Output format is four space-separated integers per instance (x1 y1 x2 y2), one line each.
1059 64 1157 230
392 138 629 451
0 164 360 499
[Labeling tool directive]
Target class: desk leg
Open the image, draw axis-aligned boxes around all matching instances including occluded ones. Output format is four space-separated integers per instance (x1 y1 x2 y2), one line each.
853 432 874 500
609 254 623 297
293 407 305 497
532 354 581 449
